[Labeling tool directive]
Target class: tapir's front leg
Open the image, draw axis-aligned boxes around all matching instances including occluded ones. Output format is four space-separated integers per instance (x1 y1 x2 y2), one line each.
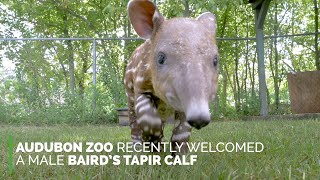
171 111 192 154
126 88 142 144
135 93 164 143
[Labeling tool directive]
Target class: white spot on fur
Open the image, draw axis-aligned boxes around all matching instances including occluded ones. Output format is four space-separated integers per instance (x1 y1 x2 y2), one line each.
171 131 191 141
138 103 151 114
136 95 144 102
135 98 149 112
144 89 153 93
137 114 162 126
127 81 133 89
143 126 149 132
136 76 144 83
126 67 136 74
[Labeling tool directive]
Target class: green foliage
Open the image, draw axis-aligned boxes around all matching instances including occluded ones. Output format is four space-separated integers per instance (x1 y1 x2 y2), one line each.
0 0 319 123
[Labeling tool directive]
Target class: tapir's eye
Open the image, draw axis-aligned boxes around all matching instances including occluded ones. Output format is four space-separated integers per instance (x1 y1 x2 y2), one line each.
157 52 167 65
213 55 218 67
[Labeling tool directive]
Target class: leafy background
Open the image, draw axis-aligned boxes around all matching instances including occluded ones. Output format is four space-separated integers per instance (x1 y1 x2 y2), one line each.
0 0 319 124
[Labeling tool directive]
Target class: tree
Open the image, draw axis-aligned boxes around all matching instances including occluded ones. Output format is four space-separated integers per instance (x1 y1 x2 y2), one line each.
314 0 319 70
0 0 319 123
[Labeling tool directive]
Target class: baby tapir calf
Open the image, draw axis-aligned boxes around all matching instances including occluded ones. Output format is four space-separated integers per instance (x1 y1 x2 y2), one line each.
124 0 219 153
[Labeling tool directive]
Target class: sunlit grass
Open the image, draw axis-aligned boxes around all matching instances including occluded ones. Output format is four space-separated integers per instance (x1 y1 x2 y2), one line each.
1 119 320 179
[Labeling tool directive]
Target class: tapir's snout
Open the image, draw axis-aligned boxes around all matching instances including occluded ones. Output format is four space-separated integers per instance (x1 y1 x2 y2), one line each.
185 101 211 130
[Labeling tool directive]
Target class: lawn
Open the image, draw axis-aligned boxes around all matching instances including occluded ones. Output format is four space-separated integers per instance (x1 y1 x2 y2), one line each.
1 119 320 179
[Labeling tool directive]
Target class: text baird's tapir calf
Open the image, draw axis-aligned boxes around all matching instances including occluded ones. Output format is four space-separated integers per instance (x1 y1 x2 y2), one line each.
124 0 218 153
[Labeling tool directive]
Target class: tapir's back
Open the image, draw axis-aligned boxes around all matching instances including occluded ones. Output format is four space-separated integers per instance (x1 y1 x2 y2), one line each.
124 40 153 97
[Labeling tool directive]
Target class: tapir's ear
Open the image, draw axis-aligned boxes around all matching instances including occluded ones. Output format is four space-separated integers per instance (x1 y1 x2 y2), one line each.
128 0 164 39
197 12 217 36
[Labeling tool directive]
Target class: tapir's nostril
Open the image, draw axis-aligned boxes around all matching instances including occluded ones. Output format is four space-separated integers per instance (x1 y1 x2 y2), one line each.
187 117 210 130
185 102 211 129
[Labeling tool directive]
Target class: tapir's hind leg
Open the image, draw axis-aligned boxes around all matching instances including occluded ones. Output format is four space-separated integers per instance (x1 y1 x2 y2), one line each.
135 93 164 144
171 111 192 154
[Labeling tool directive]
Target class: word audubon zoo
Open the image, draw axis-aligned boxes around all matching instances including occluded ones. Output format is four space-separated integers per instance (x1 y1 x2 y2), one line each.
15 142 264 166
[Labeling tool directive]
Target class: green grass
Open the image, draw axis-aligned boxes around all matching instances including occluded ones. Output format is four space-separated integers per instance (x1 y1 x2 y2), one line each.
1 119 320 179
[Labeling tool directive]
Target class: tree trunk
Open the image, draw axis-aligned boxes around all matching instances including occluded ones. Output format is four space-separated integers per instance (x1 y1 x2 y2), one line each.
183 0 191 17
78 45 89 98
256 28 268 116
243 19 250 113
273 3 280 112
123 19 131 80
314 0 319 70
251 53 256 98
219 6 230 115
221 66 228 114
234 48 241 112
234 24 241 113
63 12 75 95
